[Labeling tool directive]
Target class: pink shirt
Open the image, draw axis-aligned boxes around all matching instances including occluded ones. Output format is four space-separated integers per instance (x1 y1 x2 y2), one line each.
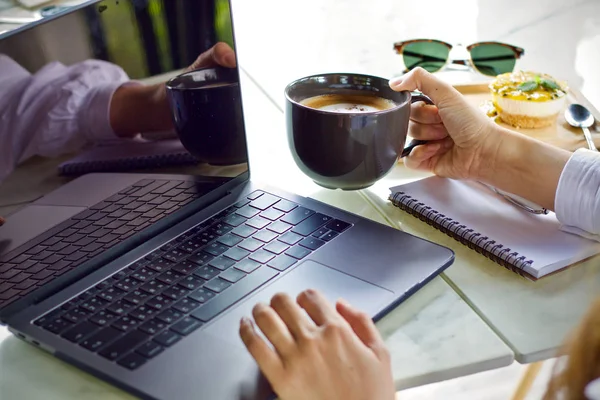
0 54 128 183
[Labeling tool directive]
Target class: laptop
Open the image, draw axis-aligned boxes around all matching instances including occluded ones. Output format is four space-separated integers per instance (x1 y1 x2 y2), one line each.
0 1 454 398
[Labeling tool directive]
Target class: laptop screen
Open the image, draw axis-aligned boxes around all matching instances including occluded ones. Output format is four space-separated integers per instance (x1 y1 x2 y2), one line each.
0 0 249 209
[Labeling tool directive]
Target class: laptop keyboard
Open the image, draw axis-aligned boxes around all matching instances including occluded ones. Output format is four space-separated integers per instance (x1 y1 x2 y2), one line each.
0 179 211 310
32 191 352 370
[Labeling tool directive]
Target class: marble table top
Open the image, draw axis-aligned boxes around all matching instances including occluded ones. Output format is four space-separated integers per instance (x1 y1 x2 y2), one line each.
0 68 513 399
230 0 600 363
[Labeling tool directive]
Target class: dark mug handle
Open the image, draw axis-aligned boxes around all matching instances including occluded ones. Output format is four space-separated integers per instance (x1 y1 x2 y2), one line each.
400 92 435 158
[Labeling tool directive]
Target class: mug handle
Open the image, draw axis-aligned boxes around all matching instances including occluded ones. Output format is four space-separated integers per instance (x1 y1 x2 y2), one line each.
400 92 434 158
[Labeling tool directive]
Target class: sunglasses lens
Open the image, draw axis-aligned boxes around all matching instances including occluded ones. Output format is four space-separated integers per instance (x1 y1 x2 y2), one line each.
470 44 517 76
402 41 450 73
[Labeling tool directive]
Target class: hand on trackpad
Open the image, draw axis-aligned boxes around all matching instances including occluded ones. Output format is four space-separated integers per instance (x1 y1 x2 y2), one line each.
205 260 395 348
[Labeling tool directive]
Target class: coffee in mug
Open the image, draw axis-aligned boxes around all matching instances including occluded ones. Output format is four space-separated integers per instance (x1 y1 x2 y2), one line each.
300 94 396 113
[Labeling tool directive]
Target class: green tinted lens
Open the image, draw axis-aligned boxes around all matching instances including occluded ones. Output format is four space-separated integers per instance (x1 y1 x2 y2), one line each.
402 41 450 73
470 44 517 76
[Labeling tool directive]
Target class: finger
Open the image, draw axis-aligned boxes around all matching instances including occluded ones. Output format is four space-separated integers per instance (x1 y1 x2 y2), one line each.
403 142 442 170
239 317 284 382
389 67 464 108
270 292 316 339
410 102 442 124
187 42 236 71
335 299 387 357
0 216 4 226
296 289 341 326
252 303 296 356
409 121 449 141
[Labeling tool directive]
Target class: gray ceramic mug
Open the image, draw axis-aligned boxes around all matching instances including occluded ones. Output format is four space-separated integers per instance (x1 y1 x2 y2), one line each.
285 73 433 190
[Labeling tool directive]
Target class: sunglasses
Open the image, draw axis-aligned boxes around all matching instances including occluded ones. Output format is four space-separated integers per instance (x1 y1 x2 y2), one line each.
393 39 525 77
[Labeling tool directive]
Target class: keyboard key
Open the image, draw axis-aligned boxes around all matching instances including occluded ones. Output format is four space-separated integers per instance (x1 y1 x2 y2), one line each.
112 316 139 332
281 207 314 225
321 231 339 241
173 298 201 314
246 216 271 230
107 300 135 316
172 260 197 275
249 249 276 264
162 286 190 301
140 280 168 296
188 288 215 304
80 297 109 313
223 247 250 262
98 286 126 302
171 317 203 336
123 290 151 306
249 193 280 210
325 219 352 233
154 330 181 347
231 225 257 238
117 352 147 370
139 319 167 335
268 255 298 272
156 308 184 324
90 310 119 327
312 227 329 238
10 272 32 284
136 341 164 359
264 241 289 255
285 246 311 260
223 214 247 227
299 237 326 251
114 278 140 292
203 243 229 257
14 278 38 291
260 208 285 221
43 318 73 334
203 278 231 293
100 330 150 360
156 270 183 285
64 251 87 263
291 213 332 236
193 266 220 281
206 256 234 271
61 321 98 343
57 245 79 256
129 305 156 321
238 238 264 252
178 275 205 291
236 206 260 219
163 249 187 263
267 221 292 234
234 199 250 208
131 268 157 283
278 231 304 246
235 259 262 274
146 295 173 311
273 199 297 213
210 223 233 236
81 242 103 253
62 308 91 324
0 269 19 280
253 230 278 243
191 267 277 322
247 191 264 200
217 233 243 247
80 327 122 351
219 268 246 283
146 258 174 273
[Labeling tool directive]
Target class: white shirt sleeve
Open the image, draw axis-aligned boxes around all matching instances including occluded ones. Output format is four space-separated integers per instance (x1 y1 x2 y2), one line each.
555 148 600 240
0 54 131 183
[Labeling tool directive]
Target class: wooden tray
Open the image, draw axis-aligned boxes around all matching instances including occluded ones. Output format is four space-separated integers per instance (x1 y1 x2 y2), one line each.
455 82 600 152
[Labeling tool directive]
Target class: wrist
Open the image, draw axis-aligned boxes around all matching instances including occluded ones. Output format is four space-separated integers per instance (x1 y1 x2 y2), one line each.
469 124 507 182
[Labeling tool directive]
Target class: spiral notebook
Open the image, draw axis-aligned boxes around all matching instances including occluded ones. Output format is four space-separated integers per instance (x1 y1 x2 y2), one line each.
58 138 200 176
389 177 600 280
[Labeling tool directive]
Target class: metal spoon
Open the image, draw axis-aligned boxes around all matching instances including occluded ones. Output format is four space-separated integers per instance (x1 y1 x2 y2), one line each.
565 103 598 151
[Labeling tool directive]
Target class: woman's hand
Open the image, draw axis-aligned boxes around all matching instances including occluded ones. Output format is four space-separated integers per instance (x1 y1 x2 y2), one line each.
389 67 502 181
239 289 395 400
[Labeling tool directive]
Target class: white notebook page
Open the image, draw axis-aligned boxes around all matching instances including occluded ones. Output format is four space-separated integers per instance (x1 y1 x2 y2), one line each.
391 177 600 278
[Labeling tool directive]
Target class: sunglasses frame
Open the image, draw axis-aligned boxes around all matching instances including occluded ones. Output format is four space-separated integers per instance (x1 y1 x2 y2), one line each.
393 39 525 76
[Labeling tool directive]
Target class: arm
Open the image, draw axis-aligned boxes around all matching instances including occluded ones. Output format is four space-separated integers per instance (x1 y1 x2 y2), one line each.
389 67 600 235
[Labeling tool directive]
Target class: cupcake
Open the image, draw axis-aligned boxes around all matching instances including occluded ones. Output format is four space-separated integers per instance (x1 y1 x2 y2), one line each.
489 71 568 129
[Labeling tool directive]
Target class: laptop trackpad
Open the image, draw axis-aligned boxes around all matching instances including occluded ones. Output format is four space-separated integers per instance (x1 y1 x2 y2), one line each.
205 260 395 349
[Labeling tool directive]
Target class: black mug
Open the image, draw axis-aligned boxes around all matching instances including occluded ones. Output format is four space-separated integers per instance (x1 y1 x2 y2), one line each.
166 66 248 165
284 73 432 190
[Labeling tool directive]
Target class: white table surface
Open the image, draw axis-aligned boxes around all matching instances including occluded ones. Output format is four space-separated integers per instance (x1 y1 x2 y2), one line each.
0 64 513 398
230 0 600 363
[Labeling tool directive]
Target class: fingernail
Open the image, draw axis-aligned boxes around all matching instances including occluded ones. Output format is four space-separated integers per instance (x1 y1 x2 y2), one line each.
338 298 351 307
224 53 236 67
240 316 251 327
389 77 403 88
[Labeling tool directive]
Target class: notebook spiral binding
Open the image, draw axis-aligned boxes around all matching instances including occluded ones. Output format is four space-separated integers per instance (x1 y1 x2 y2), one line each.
390 192 533 276
58 153 199 176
